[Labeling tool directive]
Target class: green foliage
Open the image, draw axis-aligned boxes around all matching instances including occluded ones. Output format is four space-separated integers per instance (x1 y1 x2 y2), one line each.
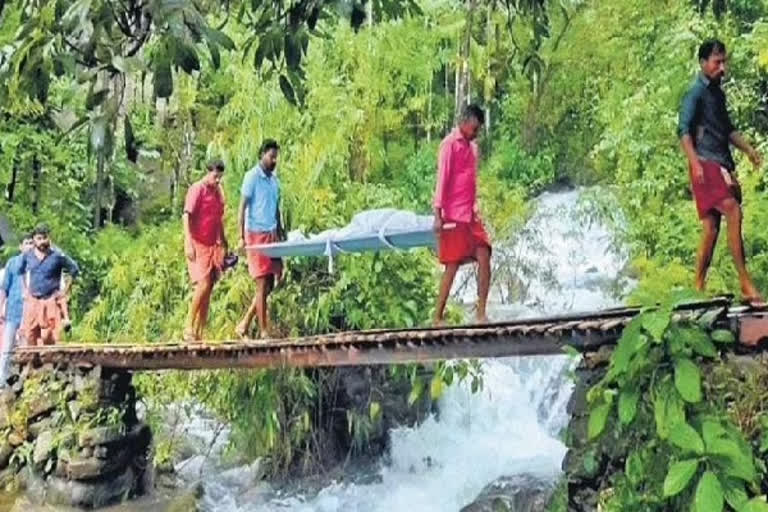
586 292 768 511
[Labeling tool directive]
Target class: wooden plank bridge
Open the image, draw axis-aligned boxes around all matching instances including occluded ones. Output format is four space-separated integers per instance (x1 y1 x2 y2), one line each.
11 298 768 371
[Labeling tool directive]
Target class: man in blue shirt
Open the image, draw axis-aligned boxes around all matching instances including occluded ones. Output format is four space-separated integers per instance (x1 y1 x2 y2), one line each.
18 224 79 346
678 39 763 305
236 139 284 339
0 234 34 387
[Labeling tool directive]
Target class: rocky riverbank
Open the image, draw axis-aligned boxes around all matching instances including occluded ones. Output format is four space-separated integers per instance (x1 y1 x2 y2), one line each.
0 363 151 508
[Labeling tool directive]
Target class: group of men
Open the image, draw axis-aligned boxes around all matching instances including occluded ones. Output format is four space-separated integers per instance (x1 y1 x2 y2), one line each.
0 225 79 386
0 39 760 355
182 38 767 340
182 139 283 341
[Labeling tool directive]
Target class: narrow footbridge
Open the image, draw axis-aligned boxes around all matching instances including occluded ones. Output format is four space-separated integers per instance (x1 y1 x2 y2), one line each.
12 298 768 371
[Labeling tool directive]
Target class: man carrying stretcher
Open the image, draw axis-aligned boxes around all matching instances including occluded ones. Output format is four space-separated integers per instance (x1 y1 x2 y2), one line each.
433 104 492 326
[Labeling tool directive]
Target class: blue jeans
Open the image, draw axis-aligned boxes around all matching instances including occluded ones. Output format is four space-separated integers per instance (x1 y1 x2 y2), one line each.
0 320 20 388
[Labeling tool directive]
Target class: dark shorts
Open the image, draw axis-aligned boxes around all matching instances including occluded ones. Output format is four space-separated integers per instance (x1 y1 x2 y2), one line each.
689 160 741 219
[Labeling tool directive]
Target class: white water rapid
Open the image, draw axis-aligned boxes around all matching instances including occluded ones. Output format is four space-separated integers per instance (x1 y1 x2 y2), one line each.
180 188 631 512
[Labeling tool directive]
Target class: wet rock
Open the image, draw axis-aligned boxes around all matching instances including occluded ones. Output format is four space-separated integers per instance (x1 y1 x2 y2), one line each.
28 418 52 438
8 432 24 447
57 454 124 480
175 455 207 483
217 459 263 489
78 425 124 447
33 431 55 467
460 474 556 512
67 400 81 421
0 441 13 469
0 402 10 429
27 465 135 508
29 397 55 421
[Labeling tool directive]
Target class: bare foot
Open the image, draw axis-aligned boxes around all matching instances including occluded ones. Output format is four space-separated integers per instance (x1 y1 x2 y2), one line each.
474 316 490 325
235 323 249 340
182 328 197 343
741 282 765 308
258 329 274 341
432 318 446 327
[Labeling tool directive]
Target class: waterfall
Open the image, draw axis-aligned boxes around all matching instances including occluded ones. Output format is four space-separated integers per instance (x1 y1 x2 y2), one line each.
188 188 631 512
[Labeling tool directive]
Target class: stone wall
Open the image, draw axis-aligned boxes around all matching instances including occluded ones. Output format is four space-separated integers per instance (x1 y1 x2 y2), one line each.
0 363 152 508
562 348 612 512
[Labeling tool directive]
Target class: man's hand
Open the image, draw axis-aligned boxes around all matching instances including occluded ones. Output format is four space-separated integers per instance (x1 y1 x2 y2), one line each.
184 240 195 261
691 160 705 185
748 148 763 170
433 215 443 234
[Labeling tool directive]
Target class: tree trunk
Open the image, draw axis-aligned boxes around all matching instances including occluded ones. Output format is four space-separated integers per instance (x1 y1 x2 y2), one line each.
484 2 492 138
94 151 104 228
454 0 476 123
6 159 18 203
32 156 41 214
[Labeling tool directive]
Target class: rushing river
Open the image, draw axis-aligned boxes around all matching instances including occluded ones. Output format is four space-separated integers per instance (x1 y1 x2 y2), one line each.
5 189 630 512
182 188 632 512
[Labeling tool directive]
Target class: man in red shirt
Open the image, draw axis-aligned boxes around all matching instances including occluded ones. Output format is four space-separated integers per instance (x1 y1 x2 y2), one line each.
433 104 492 326
183 159 227 342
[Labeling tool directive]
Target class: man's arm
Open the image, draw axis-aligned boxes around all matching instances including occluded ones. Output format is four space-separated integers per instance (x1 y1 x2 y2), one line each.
678 87 703 183
239 172 253 250
0 265 9 321
730 132 762 169
182 185 199 260
182 213 195 260
433 141 452 232
52 251 78 298
238 197 248 250
218 185 228 250
276 204 284 241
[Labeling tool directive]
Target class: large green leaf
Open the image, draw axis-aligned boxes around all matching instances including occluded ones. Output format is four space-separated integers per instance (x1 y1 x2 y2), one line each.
642 310 671 342
172 40 201 73
663 459 699 497
124 116 137 163
204 27 236 51
708 438 756 482
675 358 702 403
741 498 768 512
677 327 718 357
153 46 173 99
279 74 297 105
721 478 748 511
711 329 735 344
588 402 611 440
618 388 639 425
284 34 302 69
654 379 685 439
702 419 727 449
609 316 648 377
669 421 704 455
694 471 723 512
207 41 221 69
625 450 645 485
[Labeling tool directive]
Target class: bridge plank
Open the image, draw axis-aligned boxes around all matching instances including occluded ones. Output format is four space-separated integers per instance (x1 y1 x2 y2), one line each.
11 297 762 370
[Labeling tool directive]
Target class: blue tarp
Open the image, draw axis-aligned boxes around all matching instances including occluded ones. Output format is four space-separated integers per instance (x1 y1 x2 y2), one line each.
246 209 437 272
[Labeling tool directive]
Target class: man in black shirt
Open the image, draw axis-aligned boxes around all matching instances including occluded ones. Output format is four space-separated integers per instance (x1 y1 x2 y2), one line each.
678 39 763 305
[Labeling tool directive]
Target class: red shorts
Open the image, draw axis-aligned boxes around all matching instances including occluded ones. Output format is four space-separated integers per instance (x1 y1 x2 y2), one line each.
22 295 64 345
246 231 283 280
690 160 741 219
438 219 492 264
186 240 225 283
